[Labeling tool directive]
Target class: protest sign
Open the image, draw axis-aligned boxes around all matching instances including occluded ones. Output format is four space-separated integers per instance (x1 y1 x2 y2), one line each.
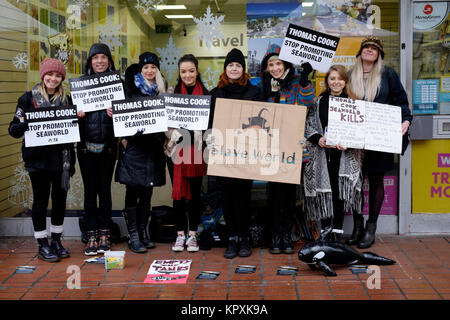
326 96 403 154
206 98 307 184
69 71 125 113
163 93 211 130
279 24 340 73
144 260 192 284
24 106 80 147
111 96 167 137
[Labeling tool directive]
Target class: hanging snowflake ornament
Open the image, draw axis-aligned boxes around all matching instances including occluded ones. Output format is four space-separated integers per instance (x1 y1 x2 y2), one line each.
72 0 90 14
135 0 165 15
8 158 32 209
57 48 71 63
12 52 29 70
66 172 83 209
202 66 221 90
156 36 184 81
98 19 123 51
193 6 225 50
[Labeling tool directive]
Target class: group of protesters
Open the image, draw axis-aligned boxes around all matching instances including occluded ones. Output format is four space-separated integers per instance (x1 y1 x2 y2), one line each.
9 36 411 263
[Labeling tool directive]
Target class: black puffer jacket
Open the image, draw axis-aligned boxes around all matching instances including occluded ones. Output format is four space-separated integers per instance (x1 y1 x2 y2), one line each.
77 43 118 151
208 82 262 129
9 91 76 173
114 63 166 187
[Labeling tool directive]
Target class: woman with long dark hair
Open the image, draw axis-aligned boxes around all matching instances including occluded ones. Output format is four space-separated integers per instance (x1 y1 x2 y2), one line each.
168 54 209 253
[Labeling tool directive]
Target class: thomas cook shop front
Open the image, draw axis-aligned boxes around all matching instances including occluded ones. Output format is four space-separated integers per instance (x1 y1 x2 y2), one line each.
0 0 448 236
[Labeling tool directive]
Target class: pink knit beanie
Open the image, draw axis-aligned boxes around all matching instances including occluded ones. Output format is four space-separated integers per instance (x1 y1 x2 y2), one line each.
40 58 66 80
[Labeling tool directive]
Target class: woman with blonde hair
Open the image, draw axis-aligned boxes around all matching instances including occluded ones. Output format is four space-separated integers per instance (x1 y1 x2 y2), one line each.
304 64 364 242
9 58 75 262
347 37 412 248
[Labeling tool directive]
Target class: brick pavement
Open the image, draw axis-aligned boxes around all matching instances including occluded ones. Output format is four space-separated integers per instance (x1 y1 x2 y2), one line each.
0 235 449 301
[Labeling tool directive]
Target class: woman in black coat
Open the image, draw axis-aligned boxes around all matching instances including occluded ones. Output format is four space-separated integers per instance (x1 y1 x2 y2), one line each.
208 48 261 259
78 43 119 256
115 52 167 253
9 58 75 262
348 37 412 248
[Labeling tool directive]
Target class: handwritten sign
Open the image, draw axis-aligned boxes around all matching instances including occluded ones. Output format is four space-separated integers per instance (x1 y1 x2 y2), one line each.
326 97 402 154
111 96 167 137
144 260 192 284
24 106 80 147
326 96 365 149
279 24 340 73
69 71 125 113
163 93 211 130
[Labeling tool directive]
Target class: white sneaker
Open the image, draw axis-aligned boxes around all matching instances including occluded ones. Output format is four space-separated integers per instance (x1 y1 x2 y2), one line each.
172 235 185 252
186 235 199 252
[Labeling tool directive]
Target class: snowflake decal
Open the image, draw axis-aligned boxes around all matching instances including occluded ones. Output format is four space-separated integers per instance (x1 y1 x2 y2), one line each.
12 52 29 70
202 66 221 90
98 19 123 51
72 0 90 14
193 6 225 50
8 158 32 209
135 0 165 14
156 36 184 81
57 48 71 63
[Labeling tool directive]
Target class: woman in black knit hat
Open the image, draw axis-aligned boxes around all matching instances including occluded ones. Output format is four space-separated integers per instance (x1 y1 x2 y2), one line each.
208 48 261 259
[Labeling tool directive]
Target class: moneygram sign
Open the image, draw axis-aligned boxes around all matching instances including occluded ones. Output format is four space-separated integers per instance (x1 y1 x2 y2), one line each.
414 2 448 30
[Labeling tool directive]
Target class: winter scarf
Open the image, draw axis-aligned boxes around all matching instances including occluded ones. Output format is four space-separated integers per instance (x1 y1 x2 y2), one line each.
31 83 72 191
134 72 159 96
171 82 207 200
303 94 364 221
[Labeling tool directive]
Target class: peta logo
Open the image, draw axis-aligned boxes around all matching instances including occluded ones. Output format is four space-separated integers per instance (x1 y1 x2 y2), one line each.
423 4 433 15
438 153 450 167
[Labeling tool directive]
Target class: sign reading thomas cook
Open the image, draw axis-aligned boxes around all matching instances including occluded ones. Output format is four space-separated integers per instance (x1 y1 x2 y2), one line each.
279 24 340 73
207 98 307 184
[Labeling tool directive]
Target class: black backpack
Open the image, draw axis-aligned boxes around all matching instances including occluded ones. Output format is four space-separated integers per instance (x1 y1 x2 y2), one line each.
148 205 178 243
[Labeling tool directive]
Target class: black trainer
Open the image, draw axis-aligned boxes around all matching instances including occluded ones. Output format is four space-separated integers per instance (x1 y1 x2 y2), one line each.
84 230 98 256
238 237 252 257
97 229 111 254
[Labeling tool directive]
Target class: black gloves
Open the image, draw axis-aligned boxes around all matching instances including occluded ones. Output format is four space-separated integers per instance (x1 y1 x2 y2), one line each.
9 122 29 138
299 62 313 87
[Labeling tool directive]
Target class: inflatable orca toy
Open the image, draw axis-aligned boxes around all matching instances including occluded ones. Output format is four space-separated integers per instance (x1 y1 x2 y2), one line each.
298 227 396 276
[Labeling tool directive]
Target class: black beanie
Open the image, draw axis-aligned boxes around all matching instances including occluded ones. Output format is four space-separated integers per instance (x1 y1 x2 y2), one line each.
224 48 246 71
139 52 160 70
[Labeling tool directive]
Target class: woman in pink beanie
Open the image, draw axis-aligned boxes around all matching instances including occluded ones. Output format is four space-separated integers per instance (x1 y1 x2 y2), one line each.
8 57 75 262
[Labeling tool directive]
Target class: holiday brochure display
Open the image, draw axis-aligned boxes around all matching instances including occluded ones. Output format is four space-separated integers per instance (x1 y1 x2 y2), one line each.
24 105 80 147
112 96 168 137
69 71 125 113
279 24 340 73
163 93 211 130
326 96 403 154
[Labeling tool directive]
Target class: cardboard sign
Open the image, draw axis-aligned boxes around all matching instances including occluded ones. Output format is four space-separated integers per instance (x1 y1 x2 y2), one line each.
111 96 167 137
24 106 80 147
69 71 125 113
207 98 307 184
163 93 211 130
279 24 340 73
326 96 403 154
144 260 192 284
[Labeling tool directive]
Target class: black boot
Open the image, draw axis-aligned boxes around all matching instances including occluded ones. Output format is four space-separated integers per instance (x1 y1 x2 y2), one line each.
282 231 294 254
346 215 365 246
123 208 147 253
224 239 238 259
238 236 252 257
50 233 70 258
357 222 377 249
97 229 111 254
37 238 60 262
137 208 155 249
269 233 282 254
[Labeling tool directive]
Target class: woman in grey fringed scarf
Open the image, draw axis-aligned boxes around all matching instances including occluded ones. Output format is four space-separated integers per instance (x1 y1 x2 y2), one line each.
303 65 364 242
8 58 75 262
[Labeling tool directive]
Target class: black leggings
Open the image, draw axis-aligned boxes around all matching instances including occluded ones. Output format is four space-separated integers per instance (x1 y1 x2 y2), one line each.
364 173 385 223
29 171 67 232
322 148 345 229
78 149 116 231
173 176 203 233
125 185 153 215
268 182 296 234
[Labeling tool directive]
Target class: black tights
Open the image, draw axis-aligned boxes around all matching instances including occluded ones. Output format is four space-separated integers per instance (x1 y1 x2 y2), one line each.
364 173 385 223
